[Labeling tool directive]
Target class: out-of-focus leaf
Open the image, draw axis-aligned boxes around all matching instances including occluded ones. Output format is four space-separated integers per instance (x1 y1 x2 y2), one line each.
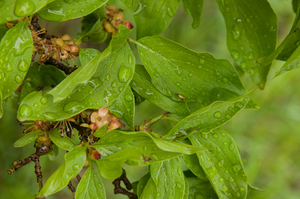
293 0 300 13
163 91 250 140
215 0 277 89
48 144 59 161
109 86 135 130
182 154 206 180
186 178 218 199
14 130 43 147
0 0 51 24
132 0 180 39
0 24 8 40
79 48 100 65
134 36 246 104
75 166 106 199
17 26 134 121
77 8 107 43
181 0 203 29
0 20 33 118
139 177 157 199
48 129 76 151
150 157 185 199
37 145 86 197
131 65 190 116
38 0 108 22
20 63 66 102
0 93 3 118
189 128 248 199
137 173 150 197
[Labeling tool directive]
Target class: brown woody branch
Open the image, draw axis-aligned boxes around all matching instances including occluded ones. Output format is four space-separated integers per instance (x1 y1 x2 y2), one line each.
112 169 138 199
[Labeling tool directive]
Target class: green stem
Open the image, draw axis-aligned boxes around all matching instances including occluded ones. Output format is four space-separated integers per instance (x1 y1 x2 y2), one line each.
128 38 139 45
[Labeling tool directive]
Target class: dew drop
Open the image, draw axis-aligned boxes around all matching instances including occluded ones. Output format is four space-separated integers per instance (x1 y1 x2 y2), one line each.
219 177 224 183
233 164 241 173
128 55 133 65
200 59 205 64
18 59 29 72
14 0 36 17
229 177 234 183
231 50 240 61
234 102 243 109
131 80 137 87
167 7 175 17
72 163 80 171
6 63 12 71
19 104 32 117
231 24 240 40
214 111 222 118
125 94 133 101
229 142 235 151
15 75 23 83
111 80 118 88
222 77 228 83
218 160 224 167
118 65 132 83
63 101 84 113
40 96 48 104
213 133 218 138
105 73 111 81
44 112 56 120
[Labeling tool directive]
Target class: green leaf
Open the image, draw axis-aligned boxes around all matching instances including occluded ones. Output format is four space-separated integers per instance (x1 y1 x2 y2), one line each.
293 0 300 13
181 0 203 29
0 24 8 41
274 45 300 77
0 92 3 118
108 86 135 130
38 0 108 22
14 130 43 147
186 178 218 199
150 157 185 199
77 8 107 43
182 154 207 180
17 26 135 121
0 0 50 24
183 177 189 199
48 129 76 151
48 144 59 161
20 63 66 101
163 91 250 140
139 177 157 199
37 145 86 197
0 20 33 101
189 128 248 199
79 48 100 65
132 0 180 39
134 36 246 104
93 124 108 137
215 0 277 89
137 173 151 197
131 64 190 116
248 183 264 192
75 166 106 199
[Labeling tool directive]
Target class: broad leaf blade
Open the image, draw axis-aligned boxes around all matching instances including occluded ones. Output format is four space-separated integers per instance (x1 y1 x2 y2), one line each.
48 129 76 151
109 86 135 130
0 24 8 41
137 173 151 197
0 20 33 100
14 130 43 147
215 0 277 89
163 91 250 140
181 0 203 29
135 36 246 104
38 0 108 22
150 157 185 199
133 0 180 39
75 166 106 199
0 0 50 24
182 154 207 180
37 145 86 197
131 64 190 116
189 128 248 199
139 177 157 199
186 178 218 199
79 48 100 65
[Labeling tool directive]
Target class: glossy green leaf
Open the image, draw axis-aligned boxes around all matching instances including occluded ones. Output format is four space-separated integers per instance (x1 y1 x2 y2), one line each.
182 154 206 180
17 26 134 121
183 177 189 199
75 166 106 199
137 173 150 197
48 129 76 151
215 0 277 89
131 64 190 116
186 178 218 199
0 0 50 24
79 48 100 65
181 0 203 29
37 145 86 197
0 24 8 41
38 0 108 22
14 130 43 147
163 91 250 140
134 36 246 104
293 0 300 13
150 157 185 199
0 20 33 100
108 86 135 130
274 45 300 77
93 130 201 167
139 177 157 199
20 63 66 101
132 0 180 39
189 128 248 199
93 124 108 137
77 8 107 43
95 147 143 180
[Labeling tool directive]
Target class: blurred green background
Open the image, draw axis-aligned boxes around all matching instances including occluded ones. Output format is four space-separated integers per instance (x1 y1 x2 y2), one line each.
1 0 300 198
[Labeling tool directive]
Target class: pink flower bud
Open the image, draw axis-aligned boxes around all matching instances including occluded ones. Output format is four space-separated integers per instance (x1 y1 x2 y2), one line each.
98 107 109 117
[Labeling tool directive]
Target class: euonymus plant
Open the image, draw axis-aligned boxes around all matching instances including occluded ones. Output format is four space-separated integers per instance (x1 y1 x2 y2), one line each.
1 0 299 199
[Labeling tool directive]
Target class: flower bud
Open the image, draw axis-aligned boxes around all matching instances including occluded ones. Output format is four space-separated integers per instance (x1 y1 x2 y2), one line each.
69 45 79 56
103 21 115 33
90 123 98 131
123 21 133 29
90 148 101 160
56 38 64 47
109 121 121 131
113 13 124 21
60 50 69 60
61 44 71 52
89 112 99 123
60 34 72 41
107 5 119 13
98 107 109 117
84 158 89 166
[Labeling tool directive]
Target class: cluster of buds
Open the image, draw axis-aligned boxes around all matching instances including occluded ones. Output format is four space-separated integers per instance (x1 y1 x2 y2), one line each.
81 107 122 132
103 5 134 37
31 30 80 66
